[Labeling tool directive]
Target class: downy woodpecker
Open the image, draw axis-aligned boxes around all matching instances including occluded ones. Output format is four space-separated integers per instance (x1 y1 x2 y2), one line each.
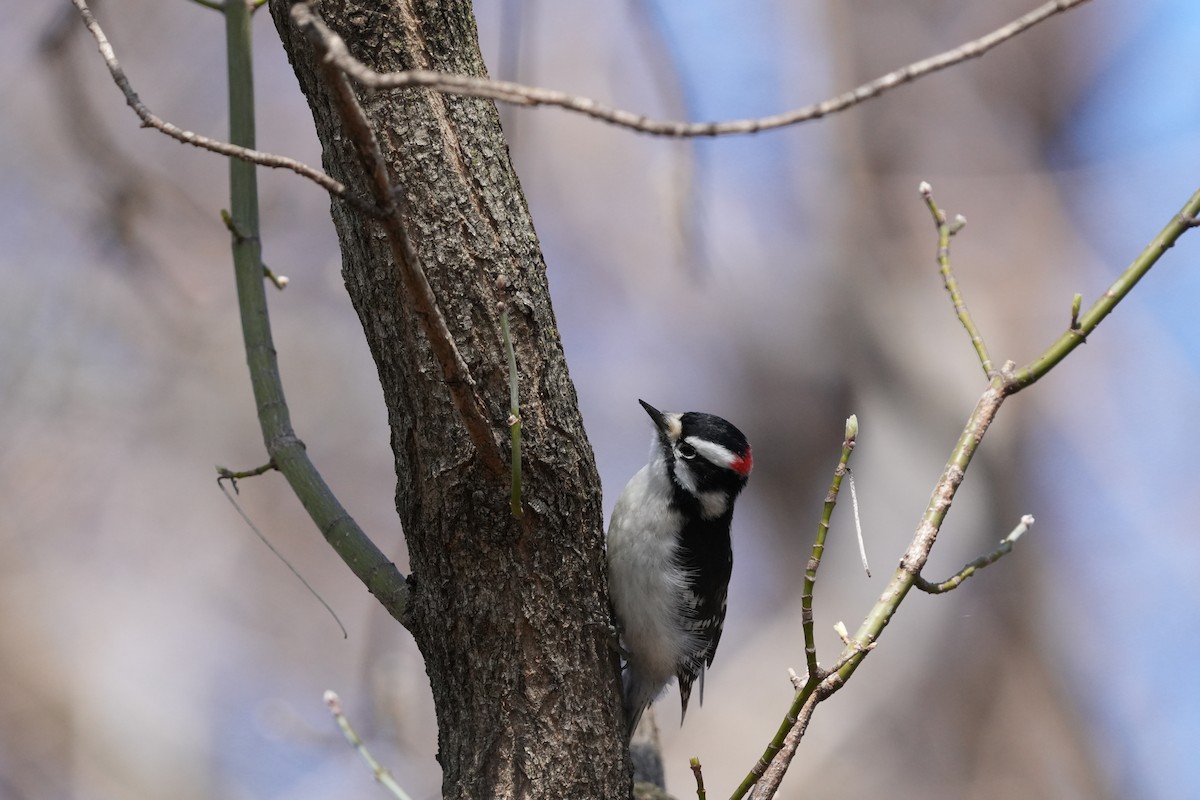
607 400 752 739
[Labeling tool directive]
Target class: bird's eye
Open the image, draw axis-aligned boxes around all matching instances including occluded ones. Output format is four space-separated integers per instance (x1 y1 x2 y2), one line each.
677 443 697 460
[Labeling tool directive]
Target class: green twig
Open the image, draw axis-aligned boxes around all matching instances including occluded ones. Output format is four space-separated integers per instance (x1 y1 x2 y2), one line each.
498 277 522 517
732 416 857 800
220 209 288 288
689 757 707 800
746 642 877 800
801 415 857 678
324 691 415 800
260 263 289 290
915 514 1034 594
1013 186 1200 389
920 181 994 379
221 0 408 623
216 460 276 491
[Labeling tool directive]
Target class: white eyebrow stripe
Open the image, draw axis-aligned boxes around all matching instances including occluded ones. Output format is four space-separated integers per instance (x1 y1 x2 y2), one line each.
684 436 737 468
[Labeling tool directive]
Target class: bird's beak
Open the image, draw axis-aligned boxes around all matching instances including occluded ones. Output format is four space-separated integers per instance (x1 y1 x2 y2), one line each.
638 399 673 435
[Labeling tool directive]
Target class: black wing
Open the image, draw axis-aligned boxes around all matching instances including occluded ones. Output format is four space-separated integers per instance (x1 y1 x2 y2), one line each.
675 514 733 720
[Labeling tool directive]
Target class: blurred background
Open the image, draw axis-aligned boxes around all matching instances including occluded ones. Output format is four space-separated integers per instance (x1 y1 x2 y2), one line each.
3 1 1199 798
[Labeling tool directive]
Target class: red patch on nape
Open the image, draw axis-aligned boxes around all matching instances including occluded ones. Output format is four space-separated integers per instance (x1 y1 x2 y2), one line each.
730 446 753 477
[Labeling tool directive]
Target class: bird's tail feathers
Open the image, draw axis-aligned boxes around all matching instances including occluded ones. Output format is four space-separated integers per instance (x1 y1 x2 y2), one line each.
622 668 659 741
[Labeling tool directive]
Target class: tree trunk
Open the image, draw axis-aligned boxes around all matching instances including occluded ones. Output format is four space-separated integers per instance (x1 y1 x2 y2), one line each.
269 2 629 797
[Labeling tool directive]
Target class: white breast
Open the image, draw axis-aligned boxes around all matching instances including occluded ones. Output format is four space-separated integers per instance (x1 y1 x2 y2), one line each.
606 455 699 688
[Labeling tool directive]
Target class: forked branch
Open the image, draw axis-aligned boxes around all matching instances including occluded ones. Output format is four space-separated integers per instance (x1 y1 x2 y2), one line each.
741 182 1200 799
921 181 994 378
915 514 1035 594
735 417 857 798
70 0 382 214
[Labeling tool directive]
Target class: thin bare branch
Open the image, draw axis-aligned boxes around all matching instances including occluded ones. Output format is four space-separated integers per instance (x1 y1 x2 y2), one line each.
218 481 347 639
1014 186 1200 387
69 0 381 214
920 181 995 378
299 0 1092 138
734 419 859 800
75 0 1091 223
324 691 415 800
915 514 1035 594
215 461 277 488
801 416 858 678
290 3 505 475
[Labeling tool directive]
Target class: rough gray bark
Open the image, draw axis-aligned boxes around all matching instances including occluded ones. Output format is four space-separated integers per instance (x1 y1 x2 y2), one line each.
269 2 629 797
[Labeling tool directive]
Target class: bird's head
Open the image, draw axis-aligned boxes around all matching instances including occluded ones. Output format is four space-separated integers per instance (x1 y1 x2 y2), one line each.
639 399 752 519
